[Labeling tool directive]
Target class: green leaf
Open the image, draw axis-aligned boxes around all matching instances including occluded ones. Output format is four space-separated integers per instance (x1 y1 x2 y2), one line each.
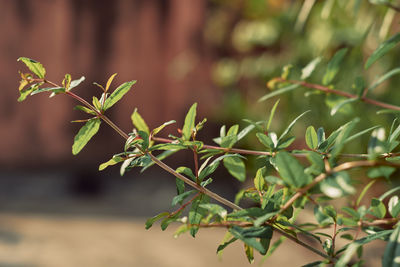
256 133 275 149
336 242 362 267
382 226 400 267
199 154 242 180
330 119 359 160
276 136 296 149
131 108 150 134
182 103 197 140
330 98 358 116
314 205 334 227
237 124 255 142
74 105 97 115
229 225 273 254
369 198 386 219
266 99 280 131
152 120 176 136
62 74 71 90
221 135 238 148
305 126 318 149
99 156 124 171
275 151 311 188
279 110 310 141
18 83 40 102
223 156 246 182
189 195 209 237
145 212 169 229
176 166 196 181
368 68 400 93
30 86 65 96
92 96 102 111
301 57 322 80
365 33 400 69
322 48 348 85
217 236 238 254
258 84 299 102
356 180 376 206
254 167 266 191
72 118 101 155
342 207 360 220
171 190 195 206
17 57 46 78
103 80 136 110
368 128 387 159
388 196 400 218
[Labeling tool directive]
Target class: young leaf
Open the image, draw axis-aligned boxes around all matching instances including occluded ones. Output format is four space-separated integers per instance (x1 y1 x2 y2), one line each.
266 99 280 131
182 103 197 140
369 198 386 219
74 105 97 115
229 225 273 255
72 118 101 155
356 180 376 206
322 48 348 85
17 57 46 78
30 86 65 96
105 73 117 92
388 196 400 218
92 96 102 111
131 108 150 134
62 74 72 90
103 80 136 110
223 156 246 182
275 151 311 188
365 33 400 69
254 167 266 192
320 172 355 198
152 120 176 136
305 126 318 149
172 190 195 206
189 195 209 237
17 83 40 102
99 156 124 171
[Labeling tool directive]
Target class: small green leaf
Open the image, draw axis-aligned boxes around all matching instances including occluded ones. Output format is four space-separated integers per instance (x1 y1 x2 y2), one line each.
217 236 237 254
176 166 196 181
382 226 400 267
30 86 65 96
72 118 101 155
336 242 362 267
314 205 334 227
305 126 318 149
74 105 97 115
103 80 136 110
279 110 310 141
172 190 195 206
322 48 348 85
301 57 322 80
99 156 124 170
18 83 40 102
198 204 227 219
266 99 280 131
223 156 246 182
258 84 299 102
17 57 46 78
356 180 376 206
365 33 400 69
131 108 150 134
189 195 209 237
152 120 176 136
229 225 273 255
92 96 102 111
62 74 71 90
221 135 238 148
369 198 386 219
275 151 311 188
254 167 266 191
256 133 275 149
182 103 197 140
367 166 395 179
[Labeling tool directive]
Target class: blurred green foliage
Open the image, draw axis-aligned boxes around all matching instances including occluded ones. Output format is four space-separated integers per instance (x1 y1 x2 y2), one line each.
206 0 400 153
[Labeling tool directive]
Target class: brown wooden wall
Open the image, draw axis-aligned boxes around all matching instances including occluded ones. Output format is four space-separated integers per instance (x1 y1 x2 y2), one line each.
0 0 218 167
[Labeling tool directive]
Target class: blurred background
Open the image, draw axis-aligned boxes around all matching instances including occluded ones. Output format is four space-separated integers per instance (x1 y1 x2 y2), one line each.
1 0 399 266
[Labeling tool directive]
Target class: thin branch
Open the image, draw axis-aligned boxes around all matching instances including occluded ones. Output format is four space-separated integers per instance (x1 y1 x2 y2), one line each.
279 78 400 111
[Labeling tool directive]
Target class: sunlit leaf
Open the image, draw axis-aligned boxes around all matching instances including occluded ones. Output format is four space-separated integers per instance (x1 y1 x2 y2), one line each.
103 80 136 110
305 126 318 149
322 48 348 85
72 118 101 155
17 57 46 78
275 151 311 188
182 103 197 140
131 108 150 134
223 156 246 182
382 226 400 267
